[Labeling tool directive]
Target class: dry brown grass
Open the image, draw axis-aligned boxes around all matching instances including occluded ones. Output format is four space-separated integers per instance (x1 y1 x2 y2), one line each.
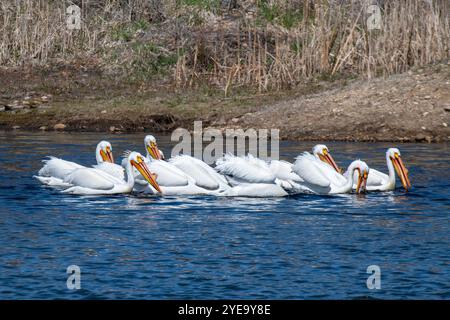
174 0 450 92
1 0 449 94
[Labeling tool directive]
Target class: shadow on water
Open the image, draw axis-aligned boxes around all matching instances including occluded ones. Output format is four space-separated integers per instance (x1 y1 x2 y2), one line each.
0 132 448 299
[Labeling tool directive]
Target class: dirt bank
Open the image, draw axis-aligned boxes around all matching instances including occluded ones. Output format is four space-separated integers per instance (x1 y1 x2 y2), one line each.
0 62 449 142
236 62 450 142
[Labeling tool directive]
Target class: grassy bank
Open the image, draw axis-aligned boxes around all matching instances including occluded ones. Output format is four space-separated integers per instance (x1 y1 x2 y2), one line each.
0 1 449 141
1 0 449 91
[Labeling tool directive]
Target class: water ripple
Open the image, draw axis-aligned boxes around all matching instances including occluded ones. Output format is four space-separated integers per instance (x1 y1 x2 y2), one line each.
0 132 448 299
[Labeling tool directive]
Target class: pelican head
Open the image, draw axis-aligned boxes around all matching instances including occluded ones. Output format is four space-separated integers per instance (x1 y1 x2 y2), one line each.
96 141 114 164
387 148 411 191
144 135 162 160
350 160 369 194
313 144 341 173
128 151 161 193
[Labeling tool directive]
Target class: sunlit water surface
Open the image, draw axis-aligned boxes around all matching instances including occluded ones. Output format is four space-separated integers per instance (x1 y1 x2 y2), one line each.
0 132 448 299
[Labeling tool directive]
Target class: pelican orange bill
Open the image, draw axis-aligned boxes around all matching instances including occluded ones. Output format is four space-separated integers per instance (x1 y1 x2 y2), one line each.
100 148 114 163
391 154 411 191
147 143 162 160
319 151 341 173
355 169 368 194
131 159 161 193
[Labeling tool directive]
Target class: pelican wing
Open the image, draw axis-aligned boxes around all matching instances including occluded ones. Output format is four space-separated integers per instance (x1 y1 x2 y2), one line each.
63 168 115 190
366 168 388 186
38 157 84 179
183 155 229 185
93 162 125 181
34 175 72 187
314 159 347 186
215 154 275 184
220 183 288 197
169 155 227 190
345 165 385 187
147 160 189 187
269 160 303 182
293 153 330 188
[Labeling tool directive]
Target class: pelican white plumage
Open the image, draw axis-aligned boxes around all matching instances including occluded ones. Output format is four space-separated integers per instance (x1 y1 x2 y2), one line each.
213 145 342 193
312 144 342 173
214 154 291 196
171 154 291 197
127 135 229 195
142 135 230 191
61 152 161 195
92 142 125 180
143 135 289 197
345 147 411 192
144 135 164 160
292 153 369 194
35 141 123 186
169 155 230 191
258 144 341 190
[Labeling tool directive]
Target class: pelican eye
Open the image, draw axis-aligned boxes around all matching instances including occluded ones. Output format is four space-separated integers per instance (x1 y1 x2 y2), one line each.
322 149 328 155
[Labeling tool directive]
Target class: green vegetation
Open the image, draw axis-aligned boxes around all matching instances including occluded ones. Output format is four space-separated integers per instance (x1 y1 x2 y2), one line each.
178 0 221 13
1 0 449 93
110 20 150 42
129 43 178 80
257 0 304 29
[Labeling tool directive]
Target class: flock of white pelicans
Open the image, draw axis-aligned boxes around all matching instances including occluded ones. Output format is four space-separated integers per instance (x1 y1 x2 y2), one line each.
34 135 411 197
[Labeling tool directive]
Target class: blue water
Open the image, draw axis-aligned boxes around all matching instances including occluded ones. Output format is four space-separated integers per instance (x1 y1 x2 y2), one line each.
0 132 448 299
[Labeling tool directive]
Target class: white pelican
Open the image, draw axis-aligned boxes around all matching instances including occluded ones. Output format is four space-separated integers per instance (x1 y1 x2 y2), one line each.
144 135 164 160
168 155 231 191
92 142 125 180
170 154 291 197
35 141 123 186
144 135 308 197
212 145 342 194
143 135 288 197
312 144 342 173
214 154 291 196
62 152 161 195
346 147 411 192
125 135 228 195
292 153 369 194
143 135 230 191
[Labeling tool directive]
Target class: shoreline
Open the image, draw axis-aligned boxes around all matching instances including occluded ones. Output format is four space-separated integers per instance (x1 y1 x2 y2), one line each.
1 128 448 144
1 62 449 143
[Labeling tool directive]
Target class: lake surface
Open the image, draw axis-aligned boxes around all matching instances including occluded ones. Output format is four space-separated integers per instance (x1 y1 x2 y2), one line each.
0 132 448 299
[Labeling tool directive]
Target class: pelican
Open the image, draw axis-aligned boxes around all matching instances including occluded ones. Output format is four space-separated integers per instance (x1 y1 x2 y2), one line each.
92 142 125 180
61 152 161 195
213 145 342 193
292 153 369 194
346 147 411 192
312 144 342 173
214 154 291 196
142 135 231 191
170 154 292 197
145 135 164 160
168 155 231 191
143 135 289 197
126 135 229 195
265 145 342 189
35 141 122 186
215 153 326 194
